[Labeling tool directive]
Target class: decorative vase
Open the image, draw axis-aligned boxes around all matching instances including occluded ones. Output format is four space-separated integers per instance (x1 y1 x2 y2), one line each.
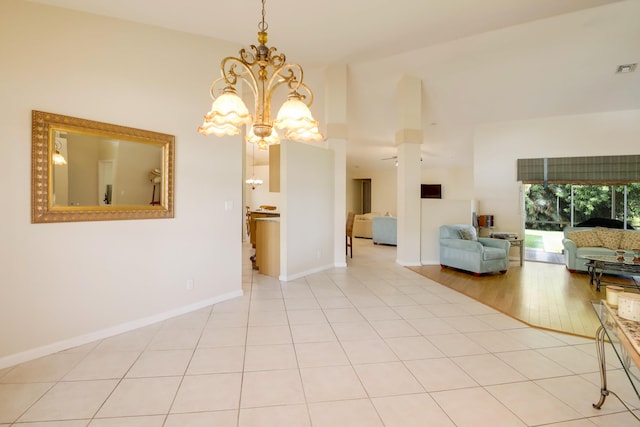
616 250 626 262
633 249 640 263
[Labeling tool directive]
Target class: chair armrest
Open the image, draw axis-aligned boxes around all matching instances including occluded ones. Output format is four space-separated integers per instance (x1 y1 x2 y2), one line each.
479 238 510 251
562 238 577 253
440 238 483 252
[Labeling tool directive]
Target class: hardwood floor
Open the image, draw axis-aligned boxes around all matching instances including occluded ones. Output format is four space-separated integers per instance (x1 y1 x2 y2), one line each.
409 261 637 339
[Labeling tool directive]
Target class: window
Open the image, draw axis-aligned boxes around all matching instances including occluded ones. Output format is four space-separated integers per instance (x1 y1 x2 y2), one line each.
525 184 640 230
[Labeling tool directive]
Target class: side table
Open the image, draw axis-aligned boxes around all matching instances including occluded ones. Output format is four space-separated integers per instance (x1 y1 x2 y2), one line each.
490 233 524 266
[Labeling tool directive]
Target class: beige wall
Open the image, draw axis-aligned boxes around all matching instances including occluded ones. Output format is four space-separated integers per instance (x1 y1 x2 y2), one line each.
0 0 245 365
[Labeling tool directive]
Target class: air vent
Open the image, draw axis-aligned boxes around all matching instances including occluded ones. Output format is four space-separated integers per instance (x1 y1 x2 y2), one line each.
616 63 637 74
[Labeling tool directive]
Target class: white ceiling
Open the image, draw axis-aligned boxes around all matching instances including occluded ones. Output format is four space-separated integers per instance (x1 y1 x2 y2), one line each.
27 0 640 170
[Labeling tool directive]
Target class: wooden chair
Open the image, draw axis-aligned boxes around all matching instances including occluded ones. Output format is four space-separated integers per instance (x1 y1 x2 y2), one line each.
346 212 355 258
245 206 251 238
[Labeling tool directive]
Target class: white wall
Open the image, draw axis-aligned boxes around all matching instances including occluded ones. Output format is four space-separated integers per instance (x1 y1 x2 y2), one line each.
474 110 640 240
281 141 335 280
0 1 247 365
421 167 474 200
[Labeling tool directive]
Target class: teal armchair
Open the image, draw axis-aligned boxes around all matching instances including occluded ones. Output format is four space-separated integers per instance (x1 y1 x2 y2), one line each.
439 224 510 275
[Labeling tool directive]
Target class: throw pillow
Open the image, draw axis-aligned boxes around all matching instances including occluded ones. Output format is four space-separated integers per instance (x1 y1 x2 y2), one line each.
458 228 477 241
595 227 624 250
566 229 602 248
620 231 640 250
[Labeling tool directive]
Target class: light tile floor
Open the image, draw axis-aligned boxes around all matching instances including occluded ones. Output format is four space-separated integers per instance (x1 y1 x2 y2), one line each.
1 238 640 426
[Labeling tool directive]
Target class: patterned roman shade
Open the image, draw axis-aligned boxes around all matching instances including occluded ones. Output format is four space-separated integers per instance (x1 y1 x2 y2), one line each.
517 155 640 184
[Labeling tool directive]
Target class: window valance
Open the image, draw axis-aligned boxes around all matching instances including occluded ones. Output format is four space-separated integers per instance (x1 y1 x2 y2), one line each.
517 155 640 184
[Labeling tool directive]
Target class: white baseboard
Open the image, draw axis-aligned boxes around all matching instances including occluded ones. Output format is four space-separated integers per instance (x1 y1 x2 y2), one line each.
280 263 334 282
396 259 422 267
0 289 243 370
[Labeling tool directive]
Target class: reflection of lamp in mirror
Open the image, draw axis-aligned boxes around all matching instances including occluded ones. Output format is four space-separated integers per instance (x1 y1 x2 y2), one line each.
53 137 67 165
148 168 162 205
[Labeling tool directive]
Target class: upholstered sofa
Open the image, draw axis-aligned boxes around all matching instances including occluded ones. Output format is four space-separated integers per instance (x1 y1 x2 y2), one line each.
373 216 397 246
439 224 510 275
563 226 640 273
353 212 380 238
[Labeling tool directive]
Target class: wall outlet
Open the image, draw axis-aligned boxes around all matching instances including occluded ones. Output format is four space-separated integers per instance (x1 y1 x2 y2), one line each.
186 279 194 290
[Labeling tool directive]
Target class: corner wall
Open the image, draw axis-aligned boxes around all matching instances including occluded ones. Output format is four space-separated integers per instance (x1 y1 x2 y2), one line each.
280 141 335 280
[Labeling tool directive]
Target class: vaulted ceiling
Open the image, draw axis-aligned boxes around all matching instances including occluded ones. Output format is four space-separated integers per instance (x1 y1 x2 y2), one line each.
27 0 640 170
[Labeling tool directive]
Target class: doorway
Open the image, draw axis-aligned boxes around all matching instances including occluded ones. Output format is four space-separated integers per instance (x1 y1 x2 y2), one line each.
353 178 371 214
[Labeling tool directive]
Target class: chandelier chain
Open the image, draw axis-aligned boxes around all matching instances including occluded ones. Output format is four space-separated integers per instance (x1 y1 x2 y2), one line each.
259 0 268 32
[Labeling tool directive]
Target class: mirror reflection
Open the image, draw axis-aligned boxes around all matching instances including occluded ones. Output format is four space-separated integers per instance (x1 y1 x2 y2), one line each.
51 130 163 207
32 110 175 223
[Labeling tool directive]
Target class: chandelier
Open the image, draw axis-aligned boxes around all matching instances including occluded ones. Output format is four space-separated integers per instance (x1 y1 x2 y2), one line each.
246 144 263 190
198 0 323 149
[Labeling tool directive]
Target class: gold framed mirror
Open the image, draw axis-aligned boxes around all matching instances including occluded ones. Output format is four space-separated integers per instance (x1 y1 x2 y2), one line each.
32 110 175 223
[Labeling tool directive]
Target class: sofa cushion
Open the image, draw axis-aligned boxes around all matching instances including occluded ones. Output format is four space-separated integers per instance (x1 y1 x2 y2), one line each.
483 247 506 261
566 229 602 248
595 227 624 250
621 231 640 250
459 228 477 241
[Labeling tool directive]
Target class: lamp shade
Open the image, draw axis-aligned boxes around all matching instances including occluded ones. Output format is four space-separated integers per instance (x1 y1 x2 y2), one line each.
285 126 324 142
246 124 280 150
273 92 318 136
198 86 252 136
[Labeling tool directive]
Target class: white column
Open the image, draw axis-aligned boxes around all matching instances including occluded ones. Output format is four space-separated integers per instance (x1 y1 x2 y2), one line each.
395 75 423 266
325 64 349 267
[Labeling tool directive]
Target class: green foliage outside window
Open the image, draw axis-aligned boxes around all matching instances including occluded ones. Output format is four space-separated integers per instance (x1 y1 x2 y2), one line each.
525 183 640 231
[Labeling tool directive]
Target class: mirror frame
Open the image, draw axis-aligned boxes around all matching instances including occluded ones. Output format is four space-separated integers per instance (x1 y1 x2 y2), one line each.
32 110 175 223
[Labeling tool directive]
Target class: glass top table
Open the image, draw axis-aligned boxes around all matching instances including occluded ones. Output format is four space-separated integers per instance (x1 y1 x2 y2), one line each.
591 299 640 420
584 255 640 292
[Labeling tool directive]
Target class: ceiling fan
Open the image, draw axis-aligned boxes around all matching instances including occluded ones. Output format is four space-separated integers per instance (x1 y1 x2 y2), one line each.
381 155 423 162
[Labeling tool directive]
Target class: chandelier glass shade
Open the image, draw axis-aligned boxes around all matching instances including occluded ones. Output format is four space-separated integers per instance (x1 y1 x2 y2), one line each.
52 150 67 165
245 176 264 190
198 0 323 149
246 124 280 151
53 138 67 165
